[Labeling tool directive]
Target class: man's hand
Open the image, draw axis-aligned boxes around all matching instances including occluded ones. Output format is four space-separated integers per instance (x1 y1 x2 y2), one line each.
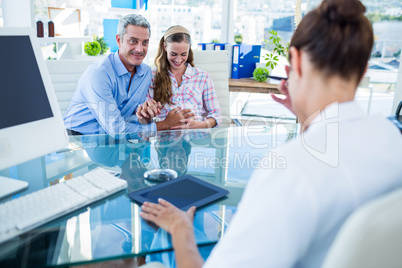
271 65 296 115
156 108 195 130
136 100 162 125
140 199 196 235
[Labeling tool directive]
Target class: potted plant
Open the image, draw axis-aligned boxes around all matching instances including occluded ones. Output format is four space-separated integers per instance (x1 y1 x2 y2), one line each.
253 67 270 82
234 34 243 44
84 41 101 56
94 35 110 55
264 30 289 72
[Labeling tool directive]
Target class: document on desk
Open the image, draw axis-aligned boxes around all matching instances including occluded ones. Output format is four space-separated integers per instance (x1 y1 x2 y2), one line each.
270 64 288 83
268 78 281 85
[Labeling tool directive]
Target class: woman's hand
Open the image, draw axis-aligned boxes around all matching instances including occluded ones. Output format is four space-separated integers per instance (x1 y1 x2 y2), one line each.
141 199 204 268
136 100 162 124
171 117 216 129
156 108 195 130
271 65 296 115
140 199 196 235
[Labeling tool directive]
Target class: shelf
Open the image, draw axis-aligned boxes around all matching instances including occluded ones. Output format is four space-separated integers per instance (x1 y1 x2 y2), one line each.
38 36 93 59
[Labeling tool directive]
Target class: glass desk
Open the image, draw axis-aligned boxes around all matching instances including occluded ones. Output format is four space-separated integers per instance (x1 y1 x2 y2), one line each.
0 124 299 267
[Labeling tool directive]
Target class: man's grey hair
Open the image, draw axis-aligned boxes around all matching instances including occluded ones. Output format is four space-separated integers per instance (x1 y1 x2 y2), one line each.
117 14 151 38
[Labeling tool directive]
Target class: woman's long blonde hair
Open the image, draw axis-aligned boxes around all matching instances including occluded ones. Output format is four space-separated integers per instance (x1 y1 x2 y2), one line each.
154 27 194 105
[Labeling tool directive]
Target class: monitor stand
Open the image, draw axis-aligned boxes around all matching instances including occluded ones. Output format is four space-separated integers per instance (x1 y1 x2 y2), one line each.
0 176 28 199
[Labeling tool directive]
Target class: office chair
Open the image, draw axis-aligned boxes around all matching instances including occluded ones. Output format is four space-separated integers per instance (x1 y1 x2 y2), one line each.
193 50 241 127
388 100 402 133
46 59 97 115
322 188 402 268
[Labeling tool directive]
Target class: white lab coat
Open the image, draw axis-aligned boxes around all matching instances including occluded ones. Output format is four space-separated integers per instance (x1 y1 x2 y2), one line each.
204 101 402 268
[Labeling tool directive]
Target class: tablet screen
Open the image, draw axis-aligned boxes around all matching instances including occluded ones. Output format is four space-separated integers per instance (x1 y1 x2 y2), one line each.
140 179 218 208
129 175 229 210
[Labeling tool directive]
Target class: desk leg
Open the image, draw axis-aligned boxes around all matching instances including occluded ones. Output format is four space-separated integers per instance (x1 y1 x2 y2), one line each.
132 203 141 254
367 85 374 114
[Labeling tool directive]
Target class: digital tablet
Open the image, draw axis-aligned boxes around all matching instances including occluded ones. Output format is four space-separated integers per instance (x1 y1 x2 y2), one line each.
128 175 229 211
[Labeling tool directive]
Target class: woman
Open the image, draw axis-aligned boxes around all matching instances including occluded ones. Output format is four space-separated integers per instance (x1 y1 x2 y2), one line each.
137 25 222 129
140 0 402 267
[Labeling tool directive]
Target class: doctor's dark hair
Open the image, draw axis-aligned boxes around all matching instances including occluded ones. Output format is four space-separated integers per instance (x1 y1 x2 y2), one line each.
290 0 373 84
118 14 151 38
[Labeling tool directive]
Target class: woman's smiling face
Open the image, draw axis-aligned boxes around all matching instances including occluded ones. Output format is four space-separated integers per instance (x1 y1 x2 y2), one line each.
164 41 190 72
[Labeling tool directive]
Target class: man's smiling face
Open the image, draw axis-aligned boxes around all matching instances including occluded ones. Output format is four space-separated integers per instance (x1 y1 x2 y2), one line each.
116 25 149 71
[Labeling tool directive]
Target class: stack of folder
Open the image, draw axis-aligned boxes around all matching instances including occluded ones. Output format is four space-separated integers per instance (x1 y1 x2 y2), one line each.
197 43 261 79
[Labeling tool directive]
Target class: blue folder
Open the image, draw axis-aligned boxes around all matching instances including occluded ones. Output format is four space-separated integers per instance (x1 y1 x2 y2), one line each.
197 43 215 50
231 44 261 79
214 43 228 50
111 0 137 9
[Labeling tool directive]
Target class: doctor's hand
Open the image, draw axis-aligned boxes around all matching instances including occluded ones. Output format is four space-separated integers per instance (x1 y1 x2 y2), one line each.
271 65 296 115
140 199 196 235
136 100 162 125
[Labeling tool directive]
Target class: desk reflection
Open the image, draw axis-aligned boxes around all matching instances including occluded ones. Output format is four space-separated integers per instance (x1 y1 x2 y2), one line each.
68 131 235 266
0 125 299 267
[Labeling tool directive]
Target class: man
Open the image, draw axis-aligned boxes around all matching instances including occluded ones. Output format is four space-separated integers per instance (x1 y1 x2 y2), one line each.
64 14 192 135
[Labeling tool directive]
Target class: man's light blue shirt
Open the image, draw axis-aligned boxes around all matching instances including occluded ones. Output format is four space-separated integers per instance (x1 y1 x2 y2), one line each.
63 51 156 135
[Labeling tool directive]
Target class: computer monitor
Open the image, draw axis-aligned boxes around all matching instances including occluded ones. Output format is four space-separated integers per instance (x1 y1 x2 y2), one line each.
0 27 69 198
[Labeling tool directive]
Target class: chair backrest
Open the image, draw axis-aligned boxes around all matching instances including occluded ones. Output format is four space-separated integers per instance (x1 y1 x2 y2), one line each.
322 188 402 268
46 59 98 115
192 50 230 125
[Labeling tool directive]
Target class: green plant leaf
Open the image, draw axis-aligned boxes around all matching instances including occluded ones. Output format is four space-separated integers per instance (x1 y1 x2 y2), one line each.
84 41 101 56
263 30 290 68
95 36 110 55
253 67 270 82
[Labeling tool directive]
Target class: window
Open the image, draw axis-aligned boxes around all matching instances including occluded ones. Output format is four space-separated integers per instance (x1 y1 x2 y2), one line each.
147 0 222 64
307 0 402 116
361 0 401 116
237 0 401 118
234 0 299 45
33 0 222 65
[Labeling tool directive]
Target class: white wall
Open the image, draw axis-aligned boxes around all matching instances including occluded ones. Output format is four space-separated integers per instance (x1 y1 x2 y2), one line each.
2 0 34 27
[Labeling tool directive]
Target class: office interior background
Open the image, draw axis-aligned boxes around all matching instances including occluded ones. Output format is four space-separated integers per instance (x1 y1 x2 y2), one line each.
0 0 401 120
0 1 401 266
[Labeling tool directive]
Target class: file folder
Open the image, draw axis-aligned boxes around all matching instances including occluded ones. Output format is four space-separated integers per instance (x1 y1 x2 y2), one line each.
231 44 261 79
198 43 215 50
225 44 234 78
214 43 228 50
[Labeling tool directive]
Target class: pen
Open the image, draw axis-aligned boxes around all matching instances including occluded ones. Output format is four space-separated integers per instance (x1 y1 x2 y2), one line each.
269 75 288 81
